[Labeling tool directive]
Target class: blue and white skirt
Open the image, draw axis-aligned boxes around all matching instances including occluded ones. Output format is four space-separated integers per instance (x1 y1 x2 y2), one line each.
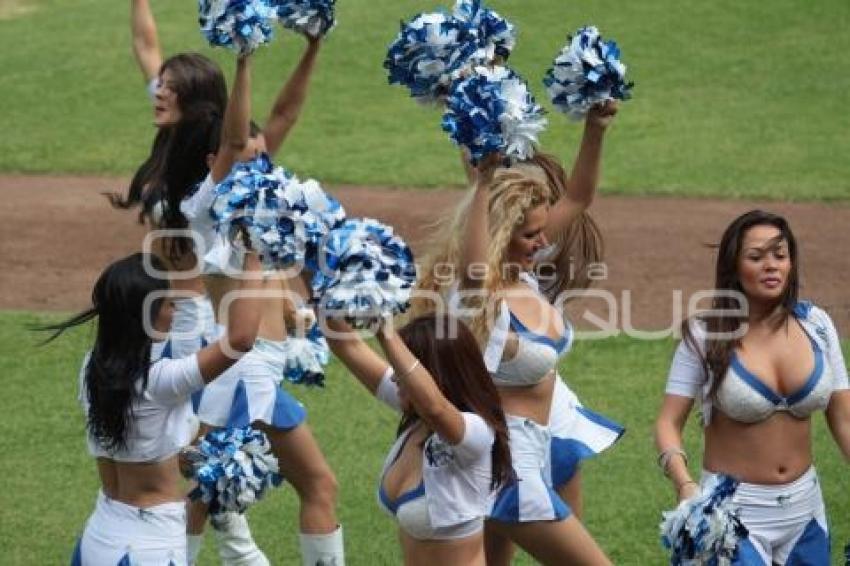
195 338 306 431
548 377 624 488
72 490 186 565
489 415 570 523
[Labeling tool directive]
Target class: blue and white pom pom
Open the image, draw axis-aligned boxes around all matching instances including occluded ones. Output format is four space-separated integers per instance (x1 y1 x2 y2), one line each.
453 0 516 63
285 177 346 271
543 25 633 120
280 316 330 386
312 218 416 328
211 153 310 268
199 0 276 55
270 0 336 39
186 426 283 515
442 65 547 165
384 11 481 104
660 474 749 565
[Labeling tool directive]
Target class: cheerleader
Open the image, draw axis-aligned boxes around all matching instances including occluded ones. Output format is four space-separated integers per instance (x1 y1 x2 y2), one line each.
177 56 345 566
413 101 623 565
41 247 263 565
324 314 512 566
655 210 850 564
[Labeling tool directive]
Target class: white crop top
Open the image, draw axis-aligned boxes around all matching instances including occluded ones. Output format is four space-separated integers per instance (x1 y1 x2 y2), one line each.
449 272 573 387
665 302 849 426
180 174 243 275
376 372 495 535
78 351 205 462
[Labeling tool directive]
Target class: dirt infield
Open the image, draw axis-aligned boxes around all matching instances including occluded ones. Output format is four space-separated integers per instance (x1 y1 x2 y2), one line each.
2 174 848 334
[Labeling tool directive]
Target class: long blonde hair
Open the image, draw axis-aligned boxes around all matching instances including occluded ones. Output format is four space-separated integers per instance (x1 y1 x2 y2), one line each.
413 155 605 342
413 163 551 340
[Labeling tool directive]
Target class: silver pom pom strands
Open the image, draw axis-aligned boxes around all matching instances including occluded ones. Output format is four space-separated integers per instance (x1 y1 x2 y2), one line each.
210 153 346 270
544 25 633 120
384 0 515 104
269 0 336 39
280 319 330 387
452 0 515 64
186 426 283 515
442 65 547 165
660 474 749 565
312 218 417 329
199 0 277 55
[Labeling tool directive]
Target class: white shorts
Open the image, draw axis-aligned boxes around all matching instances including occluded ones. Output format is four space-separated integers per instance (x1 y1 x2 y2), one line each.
488 415 570 523
72 491 186 565
700 466 830 565
195 338 306 430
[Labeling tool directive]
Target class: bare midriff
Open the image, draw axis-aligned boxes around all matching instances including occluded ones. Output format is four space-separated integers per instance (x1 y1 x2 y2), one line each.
703 411 812 484
97 456 184 507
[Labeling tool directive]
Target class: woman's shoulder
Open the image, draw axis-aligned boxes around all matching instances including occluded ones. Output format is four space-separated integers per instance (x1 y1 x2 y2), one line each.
794 300 840 341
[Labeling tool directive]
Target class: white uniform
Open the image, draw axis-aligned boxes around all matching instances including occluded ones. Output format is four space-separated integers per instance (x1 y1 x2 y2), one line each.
375 373 495 540
666 301 848 565
450 274 624 523
74 353 204 565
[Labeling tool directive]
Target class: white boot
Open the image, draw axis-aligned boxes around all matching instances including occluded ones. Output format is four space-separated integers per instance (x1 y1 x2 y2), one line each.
298 525 345 566
210 512 270 566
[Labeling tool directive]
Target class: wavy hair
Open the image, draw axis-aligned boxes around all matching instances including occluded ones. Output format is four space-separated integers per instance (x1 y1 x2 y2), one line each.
681 210 799 395
107 53 227 223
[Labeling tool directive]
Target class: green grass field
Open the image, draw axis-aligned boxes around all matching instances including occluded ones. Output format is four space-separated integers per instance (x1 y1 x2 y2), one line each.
2 311 847 565
1 0 849 199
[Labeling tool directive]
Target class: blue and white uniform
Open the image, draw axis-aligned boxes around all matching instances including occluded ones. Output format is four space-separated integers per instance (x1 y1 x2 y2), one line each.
180 174 307 432
451 273 624 523
374 372 496 540
73 352 205 565
666 301 849 565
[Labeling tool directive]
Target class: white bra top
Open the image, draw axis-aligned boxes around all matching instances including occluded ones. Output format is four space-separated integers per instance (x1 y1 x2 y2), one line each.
666 301 849 426
491 310 572 387
78 351 204 462
714 336 831 423
448 272 572 387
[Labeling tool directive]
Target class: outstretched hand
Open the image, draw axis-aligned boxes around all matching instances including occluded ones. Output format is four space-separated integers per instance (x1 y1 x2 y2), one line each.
475 152 503 187
587 99 619 130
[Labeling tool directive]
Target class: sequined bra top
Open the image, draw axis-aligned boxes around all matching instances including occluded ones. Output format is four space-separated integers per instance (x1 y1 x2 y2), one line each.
714 336 832 423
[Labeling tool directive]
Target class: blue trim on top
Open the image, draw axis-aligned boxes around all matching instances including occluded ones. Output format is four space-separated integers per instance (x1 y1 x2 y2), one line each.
117 553 131 566
191 390 204 414
378 481 426 515
508 312 569 352
792 300 813 320
161 340 173 359
730 342 824 408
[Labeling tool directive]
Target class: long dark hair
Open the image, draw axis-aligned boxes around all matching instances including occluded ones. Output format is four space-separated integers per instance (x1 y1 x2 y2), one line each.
682 210 799 393
41 253 170 451
107 53 227 223
397 314 513 489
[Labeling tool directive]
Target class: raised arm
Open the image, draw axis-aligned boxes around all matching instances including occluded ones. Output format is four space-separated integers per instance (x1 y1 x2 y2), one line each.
376 324 466 445
323 318 389 395
544 100 618 241
262 37 322 156
211 55 253 183
195 252 263 381
458 154 499 290
130 0 162 83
